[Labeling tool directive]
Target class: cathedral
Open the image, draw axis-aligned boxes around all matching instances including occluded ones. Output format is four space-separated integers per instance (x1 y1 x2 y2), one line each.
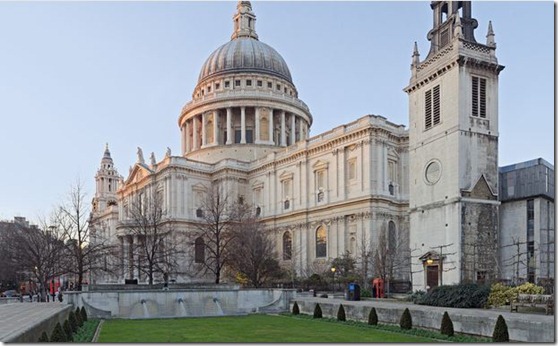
90 1 554 291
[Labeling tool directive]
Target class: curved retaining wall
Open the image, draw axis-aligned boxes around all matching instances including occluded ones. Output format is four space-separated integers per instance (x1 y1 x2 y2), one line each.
65 288 294 319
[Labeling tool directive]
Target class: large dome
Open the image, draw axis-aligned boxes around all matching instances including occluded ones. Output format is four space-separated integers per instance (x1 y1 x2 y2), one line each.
198 37 292 84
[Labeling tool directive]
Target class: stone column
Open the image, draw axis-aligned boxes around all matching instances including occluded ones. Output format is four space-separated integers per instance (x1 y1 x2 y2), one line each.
280 110 286 146
290 113 296 145
213 110 219 145
255 107 260 143
127 235 134 279
201 113 207 147
185 121 191 153
240 106 246 144
226 108 232 144
299 118 304 141
269 109 274 145
193 116 199 150
120 236 125 278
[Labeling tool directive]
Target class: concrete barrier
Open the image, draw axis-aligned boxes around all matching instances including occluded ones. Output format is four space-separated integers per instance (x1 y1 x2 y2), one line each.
291 297 555 342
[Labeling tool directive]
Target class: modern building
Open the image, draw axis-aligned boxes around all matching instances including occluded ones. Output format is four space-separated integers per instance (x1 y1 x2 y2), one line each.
499 158 555 285
89 1 553 290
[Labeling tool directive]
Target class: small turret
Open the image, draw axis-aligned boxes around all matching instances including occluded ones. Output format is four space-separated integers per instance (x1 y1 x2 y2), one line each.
231 1 258 41
486 21 496 48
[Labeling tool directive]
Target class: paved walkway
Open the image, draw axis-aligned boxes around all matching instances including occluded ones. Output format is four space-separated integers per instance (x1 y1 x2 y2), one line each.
0 302 67 342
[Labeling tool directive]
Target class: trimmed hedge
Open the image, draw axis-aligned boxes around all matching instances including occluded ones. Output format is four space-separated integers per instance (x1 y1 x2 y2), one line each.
368 307 378 325
81 306 88 322
440 311 454 337
292 301 300 315
69 311 78 333
337 304 346 321
313 303 323 319
63 319 74 341
38 331 49 342
492 315 509 342
415 283 490 308
400 308 412 330
50 322 67 342
75 307 83 327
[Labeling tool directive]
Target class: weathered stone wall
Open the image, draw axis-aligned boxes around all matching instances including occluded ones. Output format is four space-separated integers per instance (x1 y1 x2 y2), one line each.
292 298 554 342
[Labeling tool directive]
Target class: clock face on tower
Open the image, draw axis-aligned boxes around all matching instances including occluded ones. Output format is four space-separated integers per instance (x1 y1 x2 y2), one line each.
425 160 442 184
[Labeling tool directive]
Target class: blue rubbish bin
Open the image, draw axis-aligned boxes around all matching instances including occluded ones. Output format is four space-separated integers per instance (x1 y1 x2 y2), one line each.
347 283 361 301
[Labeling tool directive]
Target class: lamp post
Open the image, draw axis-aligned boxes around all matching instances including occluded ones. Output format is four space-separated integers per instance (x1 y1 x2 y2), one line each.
331 267 336 295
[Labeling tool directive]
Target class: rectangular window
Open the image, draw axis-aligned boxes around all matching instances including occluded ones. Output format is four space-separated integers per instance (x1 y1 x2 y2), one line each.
215 83 220 90
472 76 487 118
257 80 263 87
424 85 440 130
440 29 449 48
207 86 211 92
246 80 252 86
276 84 281 91
225 81 230 88
267 81 272 88
235 80 241 87
316 170 325 189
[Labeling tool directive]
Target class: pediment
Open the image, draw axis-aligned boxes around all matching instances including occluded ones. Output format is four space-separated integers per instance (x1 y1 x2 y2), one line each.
462 174 497 200
124 164 153 185
252 179 264 189
279 170 294 181
192 182 207 192
312 159 329 171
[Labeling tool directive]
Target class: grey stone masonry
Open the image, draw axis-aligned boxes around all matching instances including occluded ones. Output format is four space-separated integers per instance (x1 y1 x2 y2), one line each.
292 296 554 343
0 302 72 343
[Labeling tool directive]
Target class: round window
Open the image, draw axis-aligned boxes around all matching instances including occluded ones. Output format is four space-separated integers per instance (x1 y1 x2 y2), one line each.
425 161 441 184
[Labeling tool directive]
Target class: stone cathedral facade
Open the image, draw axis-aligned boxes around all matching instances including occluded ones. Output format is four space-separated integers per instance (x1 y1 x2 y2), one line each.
90 2 553 290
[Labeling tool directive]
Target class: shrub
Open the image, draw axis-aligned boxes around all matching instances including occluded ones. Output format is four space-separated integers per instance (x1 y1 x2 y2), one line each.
360 289 372 298
80 306 88 322
337 304 346 321
38 331 49 342
319 293 328 298
440 311 454 337
514 282 544 295
399 308 412 330
487 283 515 307
313 303 322 319
416 284 489 308
292 301 300 315
492 315 509 342
69 311 78 333
368 307 378 325
50 322 67 342
63 319 74 341
410 290 426 304
75 307 83 327
488 282 545 308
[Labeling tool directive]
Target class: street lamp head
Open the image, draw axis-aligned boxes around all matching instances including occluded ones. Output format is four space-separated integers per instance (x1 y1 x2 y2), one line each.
426 258 434 265
331 267 336 273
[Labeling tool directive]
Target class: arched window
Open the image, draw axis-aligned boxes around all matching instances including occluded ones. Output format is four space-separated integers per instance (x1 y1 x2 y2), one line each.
283 231 292 260
194 237 205 264
316 225 327 258
388 221 396 252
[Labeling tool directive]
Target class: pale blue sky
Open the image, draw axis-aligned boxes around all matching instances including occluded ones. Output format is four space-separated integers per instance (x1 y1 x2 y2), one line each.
0 1 554 223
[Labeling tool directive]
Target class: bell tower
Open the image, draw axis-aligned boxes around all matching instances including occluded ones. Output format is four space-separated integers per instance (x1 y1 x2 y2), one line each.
405 1 504 290
92 144 120 214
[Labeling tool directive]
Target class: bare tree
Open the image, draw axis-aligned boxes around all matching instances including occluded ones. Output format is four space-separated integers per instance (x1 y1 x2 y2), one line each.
55 180 114 290
228 212 282 288
373 228 410 294
122 186 182 286
3 219 67 301
192 186 237 284
355 231 374 289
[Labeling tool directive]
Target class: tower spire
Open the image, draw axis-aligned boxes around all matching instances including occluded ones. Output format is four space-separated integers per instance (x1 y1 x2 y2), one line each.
412 41 420 67
231 1 258 40
486 21 496 48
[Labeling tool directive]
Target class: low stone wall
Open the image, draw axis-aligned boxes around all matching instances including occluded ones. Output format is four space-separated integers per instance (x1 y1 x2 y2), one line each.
3 304 72 343
292 298 555 342
65 288 294 319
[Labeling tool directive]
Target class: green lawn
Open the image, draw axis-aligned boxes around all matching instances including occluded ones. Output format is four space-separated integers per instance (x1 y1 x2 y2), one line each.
97 314 437 342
